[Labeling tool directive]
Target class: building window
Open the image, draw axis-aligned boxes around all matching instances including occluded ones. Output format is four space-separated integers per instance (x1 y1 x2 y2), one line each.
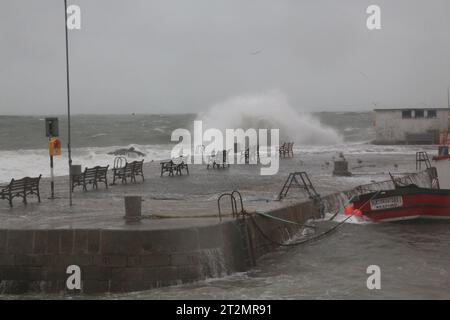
427 110 437 118
402 110 412 119
415 110 424 118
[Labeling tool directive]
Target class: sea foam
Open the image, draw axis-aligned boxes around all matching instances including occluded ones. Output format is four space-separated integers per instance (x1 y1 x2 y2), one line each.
198 91 343 145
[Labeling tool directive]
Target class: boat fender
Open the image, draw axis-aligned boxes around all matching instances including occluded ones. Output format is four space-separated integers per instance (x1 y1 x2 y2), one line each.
344 204 354 215
344 204 363 217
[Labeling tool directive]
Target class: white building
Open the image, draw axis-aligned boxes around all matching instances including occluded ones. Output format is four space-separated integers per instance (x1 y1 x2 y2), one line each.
373 108 449 144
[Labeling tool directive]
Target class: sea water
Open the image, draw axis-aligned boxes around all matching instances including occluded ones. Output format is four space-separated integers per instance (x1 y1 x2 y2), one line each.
1 110 429 183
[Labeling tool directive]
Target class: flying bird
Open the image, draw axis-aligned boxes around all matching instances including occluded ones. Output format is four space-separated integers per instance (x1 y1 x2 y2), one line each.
359 71 369 79
250 49 262 55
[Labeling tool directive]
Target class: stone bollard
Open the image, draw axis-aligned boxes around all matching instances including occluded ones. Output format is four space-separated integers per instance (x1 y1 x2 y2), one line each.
124 196 142 223
333 160 352 176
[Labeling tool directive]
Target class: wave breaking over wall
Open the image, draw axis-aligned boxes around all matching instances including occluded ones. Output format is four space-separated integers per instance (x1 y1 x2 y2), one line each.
197 91 343 145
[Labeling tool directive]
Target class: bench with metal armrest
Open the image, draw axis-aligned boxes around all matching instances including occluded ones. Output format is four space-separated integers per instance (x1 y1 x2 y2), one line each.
72 165 109 191
279 142 294 158
0 175 42 207
161 156 189 176
172 156 189 175
112 159 145 184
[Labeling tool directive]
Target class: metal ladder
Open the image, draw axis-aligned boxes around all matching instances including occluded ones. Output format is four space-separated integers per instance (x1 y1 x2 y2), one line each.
217 191 255 267
416 152 441 189
217 193 237 222
237 219 256 267
277 172 321 201
232 191 255 267
217 190 246 221
416 151 431 171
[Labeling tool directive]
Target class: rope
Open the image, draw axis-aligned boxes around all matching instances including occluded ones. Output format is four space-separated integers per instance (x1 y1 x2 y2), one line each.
255 211 316 229
248 191 381 247
327 195 356 221
140 213 234 219
249 214 349 247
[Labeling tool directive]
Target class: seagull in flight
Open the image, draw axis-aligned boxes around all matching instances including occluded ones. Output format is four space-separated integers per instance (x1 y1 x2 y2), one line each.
250 49 262 55
359 71 369 79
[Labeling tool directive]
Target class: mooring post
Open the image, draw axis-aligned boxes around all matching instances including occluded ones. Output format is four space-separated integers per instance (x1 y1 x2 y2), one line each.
333 159 352 176
124 196 142 223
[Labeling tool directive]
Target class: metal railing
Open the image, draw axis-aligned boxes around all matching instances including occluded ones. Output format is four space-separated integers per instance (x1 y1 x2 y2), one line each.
217 190 246 221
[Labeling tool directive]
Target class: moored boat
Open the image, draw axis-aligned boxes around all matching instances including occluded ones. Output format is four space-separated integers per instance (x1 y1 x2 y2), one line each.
348 185 450 222
347 132 450 222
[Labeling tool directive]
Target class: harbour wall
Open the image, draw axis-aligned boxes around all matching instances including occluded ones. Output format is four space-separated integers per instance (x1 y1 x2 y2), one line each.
0 201 320 295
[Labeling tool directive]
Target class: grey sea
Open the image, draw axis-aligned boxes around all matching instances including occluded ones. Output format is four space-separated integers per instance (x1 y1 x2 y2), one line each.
0 112 373 183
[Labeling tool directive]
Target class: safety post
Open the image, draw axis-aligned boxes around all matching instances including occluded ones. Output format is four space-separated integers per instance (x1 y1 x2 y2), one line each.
45 118 61 199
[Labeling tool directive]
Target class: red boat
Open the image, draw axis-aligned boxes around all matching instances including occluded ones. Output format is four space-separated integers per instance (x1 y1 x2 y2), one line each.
349 186 450 222
347 134 450 222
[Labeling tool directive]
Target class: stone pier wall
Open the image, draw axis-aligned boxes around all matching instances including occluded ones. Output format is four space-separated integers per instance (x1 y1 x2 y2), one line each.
245 201 320 260
0 200 320 295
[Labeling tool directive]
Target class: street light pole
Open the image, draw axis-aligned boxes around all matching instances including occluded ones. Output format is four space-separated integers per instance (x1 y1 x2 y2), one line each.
64 0 73 206
447 86 450 141
447 86 450 130
447 86 449 110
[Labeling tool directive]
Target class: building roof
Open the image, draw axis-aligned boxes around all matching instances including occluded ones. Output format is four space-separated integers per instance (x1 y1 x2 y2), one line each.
374 108 449 112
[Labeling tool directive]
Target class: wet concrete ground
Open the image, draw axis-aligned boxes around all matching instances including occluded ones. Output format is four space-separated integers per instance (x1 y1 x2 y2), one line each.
0 152 417 230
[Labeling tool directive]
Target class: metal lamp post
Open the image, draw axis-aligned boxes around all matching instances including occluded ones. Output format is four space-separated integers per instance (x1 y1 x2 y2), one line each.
64 0 73 206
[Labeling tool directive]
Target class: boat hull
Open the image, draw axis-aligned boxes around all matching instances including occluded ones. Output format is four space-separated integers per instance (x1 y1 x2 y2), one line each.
351 187 450 222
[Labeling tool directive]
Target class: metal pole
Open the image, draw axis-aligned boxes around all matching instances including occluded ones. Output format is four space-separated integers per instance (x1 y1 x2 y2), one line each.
447 87 450 141
447 86 450 133
50 153 55 199
448 86 450 110
64 0 73 206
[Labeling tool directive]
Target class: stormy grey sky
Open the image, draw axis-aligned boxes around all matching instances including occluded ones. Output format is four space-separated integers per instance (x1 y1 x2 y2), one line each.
1 0 450 115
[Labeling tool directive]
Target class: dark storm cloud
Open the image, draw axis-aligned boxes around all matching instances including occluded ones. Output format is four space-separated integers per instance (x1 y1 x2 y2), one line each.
1 0 450 115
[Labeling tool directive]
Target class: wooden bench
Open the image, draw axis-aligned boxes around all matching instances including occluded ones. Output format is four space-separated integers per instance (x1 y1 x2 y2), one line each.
216 150 230 168
240 146 258 164
172 156 189 175
72 165 109 191
279 142 287 157
161 156 189 176
286 142 294 157
160 159 176 176
207 150 230 169
0 175 42 207
241 148 250 164
112 159 145 184
206 151 216 169
131 160 145 182
279 142 294 158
